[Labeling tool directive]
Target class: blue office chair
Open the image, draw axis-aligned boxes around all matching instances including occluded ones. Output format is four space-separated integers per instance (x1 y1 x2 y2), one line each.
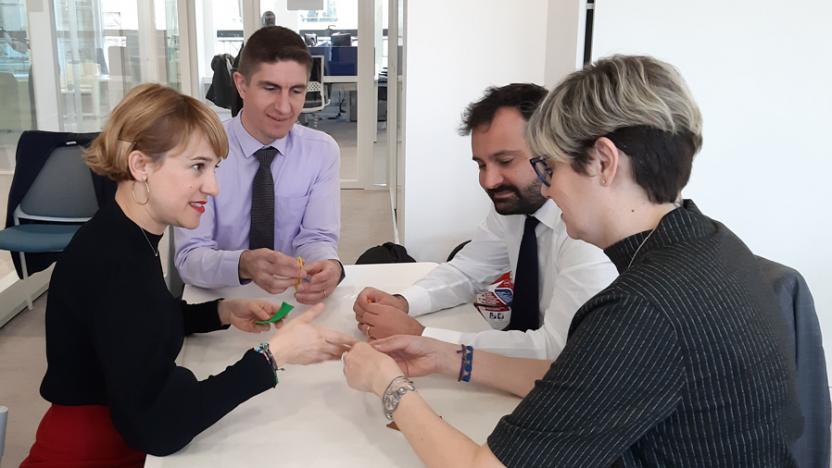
0 143 99 310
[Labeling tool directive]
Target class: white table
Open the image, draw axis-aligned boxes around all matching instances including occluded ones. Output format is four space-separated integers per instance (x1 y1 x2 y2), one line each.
146 263 521 467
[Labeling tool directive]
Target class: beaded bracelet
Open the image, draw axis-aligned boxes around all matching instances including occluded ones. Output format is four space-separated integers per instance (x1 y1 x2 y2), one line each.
254 342 283 384
457 344 474 382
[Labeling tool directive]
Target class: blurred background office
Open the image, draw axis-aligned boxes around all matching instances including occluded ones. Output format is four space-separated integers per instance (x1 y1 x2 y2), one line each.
0 0 404 314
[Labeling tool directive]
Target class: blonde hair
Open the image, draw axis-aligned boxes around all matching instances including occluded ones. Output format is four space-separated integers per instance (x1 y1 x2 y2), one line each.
528 55 703 203
85 83 229 181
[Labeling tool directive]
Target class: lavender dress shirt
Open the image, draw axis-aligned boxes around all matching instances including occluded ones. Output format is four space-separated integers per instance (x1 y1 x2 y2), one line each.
174 114 341 288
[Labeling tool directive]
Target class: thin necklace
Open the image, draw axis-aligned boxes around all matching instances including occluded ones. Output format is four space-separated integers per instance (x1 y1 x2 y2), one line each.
625 227 657 271
138 226 159 257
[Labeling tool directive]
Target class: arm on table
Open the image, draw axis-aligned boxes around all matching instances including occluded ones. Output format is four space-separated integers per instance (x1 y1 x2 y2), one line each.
371 335 551 398
425 234 618 359
174 197 245 288
401 210 512 317
343 342 505 468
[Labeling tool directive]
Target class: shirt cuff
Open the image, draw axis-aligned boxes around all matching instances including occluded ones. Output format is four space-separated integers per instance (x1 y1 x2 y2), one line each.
297 244 340 265
222 249 246 286
422 327 464 345
400 285 433 317
333 259 346 284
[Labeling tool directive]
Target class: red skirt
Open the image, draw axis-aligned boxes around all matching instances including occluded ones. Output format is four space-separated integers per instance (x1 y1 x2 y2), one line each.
21 404 145 468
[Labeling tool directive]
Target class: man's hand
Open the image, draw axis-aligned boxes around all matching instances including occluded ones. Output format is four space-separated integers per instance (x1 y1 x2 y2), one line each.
218 298 277 333
353 287 418 339
353 287 408 322
295 259 342 304
355 302 424 340
239 249 302 294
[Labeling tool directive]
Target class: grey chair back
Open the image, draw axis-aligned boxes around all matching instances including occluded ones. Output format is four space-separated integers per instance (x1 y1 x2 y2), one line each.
20 145 99 219
757 256 830 468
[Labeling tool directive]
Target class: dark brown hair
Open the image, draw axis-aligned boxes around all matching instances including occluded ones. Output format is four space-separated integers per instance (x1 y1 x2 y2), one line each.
459 83 547 136
237 26 312 79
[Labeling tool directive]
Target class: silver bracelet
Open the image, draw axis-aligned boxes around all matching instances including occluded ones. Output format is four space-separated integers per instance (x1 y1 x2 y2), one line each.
382 375 416 421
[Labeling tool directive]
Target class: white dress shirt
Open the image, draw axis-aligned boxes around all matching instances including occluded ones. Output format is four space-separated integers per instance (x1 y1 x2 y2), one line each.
400 200 618 359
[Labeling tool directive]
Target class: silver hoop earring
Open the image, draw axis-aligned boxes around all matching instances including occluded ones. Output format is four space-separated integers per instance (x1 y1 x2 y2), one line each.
130 180 150 205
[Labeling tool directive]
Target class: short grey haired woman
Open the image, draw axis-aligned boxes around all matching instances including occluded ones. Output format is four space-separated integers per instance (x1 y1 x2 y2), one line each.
341 55 800 467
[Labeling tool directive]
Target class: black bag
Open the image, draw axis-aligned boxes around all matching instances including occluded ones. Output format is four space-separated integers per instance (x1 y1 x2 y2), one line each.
355 242 415 264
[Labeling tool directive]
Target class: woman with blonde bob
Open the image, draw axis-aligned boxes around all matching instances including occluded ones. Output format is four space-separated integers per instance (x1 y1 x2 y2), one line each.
342 56 800 467
23 84 355 466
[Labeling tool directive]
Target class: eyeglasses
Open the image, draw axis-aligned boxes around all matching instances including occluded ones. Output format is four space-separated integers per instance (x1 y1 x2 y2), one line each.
529 156 553 187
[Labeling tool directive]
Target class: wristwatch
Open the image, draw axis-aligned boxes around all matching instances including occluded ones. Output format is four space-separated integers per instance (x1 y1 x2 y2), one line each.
382 376 416 420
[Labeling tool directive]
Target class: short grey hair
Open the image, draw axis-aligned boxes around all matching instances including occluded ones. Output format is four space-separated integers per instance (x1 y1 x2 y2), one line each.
527 55 703 203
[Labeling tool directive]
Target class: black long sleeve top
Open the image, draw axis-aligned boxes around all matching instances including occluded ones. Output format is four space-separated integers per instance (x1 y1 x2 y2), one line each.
488 200 801 467
39 200 276 456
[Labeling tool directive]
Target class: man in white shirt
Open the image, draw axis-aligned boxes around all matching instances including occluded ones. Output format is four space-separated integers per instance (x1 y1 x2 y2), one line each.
353 84 618 359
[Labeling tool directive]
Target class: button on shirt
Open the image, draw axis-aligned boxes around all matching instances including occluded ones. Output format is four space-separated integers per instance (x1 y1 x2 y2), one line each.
401 200 618 359
174 115 341 288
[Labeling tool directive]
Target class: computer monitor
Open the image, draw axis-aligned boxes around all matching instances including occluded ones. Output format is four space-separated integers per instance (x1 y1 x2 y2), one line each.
330 32 351 47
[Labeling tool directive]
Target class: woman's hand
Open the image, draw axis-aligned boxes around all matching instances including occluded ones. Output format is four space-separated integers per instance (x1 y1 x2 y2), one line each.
218 298 276 333
342 342 404 397
370 335 460 378
268 304 356 366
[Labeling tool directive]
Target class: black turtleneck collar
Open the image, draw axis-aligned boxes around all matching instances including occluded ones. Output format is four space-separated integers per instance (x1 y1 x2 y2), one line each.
104 200 163 254
603 199 714 274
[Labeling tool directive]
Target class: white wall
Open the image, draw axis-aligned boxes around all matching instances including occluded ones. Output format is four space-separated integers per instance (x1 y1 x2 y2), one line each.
592 1 832 380
402 0 549 261
543 0 586 88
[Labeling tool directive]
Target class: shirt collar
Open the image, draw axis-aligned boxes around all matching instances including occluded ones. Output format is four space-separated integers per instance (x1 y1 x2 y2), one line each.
232 112 293 158
532 199 561 231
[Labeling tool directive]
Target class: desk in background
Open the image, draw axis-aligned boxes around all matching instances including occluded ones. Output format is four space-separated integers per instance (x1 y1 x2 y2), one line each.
145 263 521 467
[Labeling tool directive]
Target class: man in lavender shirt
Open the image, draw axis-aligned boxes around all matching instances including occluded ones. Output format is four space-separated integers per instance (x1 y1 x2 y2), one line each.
175 26 343 304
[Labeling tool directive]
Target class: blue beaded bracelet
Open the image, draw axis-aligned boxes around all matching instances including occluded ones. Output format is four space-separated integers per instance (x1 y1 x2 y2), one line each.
457 344 474 382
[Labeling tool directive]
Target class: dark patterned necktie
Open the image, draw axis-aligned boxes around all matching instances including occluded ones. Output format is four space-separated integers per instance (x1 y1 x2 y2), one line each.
249 146 278 250
507 215 540 331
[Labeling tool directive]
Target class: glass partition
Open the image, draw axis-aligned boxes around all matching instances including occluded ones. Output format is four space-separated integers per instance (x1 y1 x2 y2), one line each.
0 0 35 282
54 0 183 132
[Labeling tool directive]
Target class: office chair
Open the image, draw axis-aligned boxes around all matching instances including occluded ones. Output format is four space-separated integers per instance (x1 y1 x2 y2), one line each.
757 256 830 468
0 142 99 310
302 32 318 47
301 55 330 128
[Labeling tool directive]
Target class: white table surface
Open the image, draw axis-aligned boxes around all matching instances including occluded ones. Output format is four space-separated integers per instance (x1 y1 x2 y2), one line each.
145 263 521 467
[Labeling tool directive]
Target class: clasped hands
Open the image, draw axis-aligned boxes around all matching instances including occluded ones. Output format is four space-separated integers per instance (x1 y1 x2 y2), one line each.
239 248 342 304
219 293 458 397
344 287 455 396
352 287 424 340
